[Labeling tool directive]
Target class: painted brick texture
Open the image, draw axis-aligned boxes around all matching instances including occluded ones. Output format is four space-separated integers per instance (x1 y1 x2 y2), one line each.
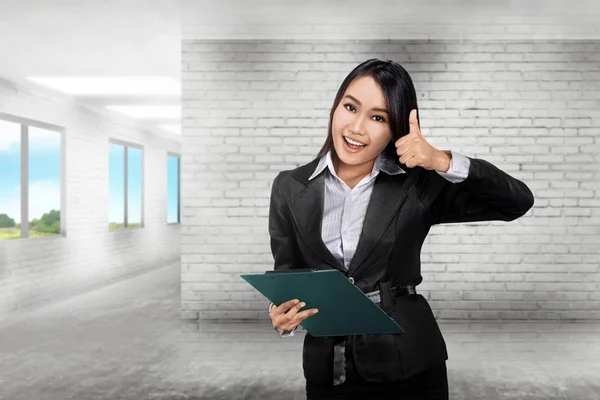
181 40 600 322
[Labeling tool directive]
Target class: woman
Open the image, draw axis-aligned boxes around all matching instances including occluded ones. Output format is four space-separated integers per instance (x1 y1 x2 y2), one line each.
267 58 534 399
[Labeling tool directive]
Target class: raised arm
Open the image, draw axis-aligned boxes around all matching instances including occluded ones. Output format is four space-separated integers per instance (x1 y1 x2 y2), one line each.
420 155 535 226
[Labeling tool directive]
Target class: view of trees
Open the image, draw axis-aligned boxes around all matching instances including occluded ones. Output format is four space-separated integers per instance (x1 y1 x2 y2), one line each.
1 120 63 241
0 213 16 228
2 123 178 240
0 209 61 240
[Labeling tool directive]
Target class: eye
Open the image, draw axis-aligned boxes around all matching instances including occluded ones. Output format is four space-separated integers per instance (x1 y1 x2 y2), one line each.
344 104 386 123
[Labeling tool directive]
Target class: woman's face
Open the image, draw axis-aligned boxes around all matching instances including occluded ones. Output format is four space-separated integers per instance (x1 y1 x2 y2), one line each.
331 75 392 168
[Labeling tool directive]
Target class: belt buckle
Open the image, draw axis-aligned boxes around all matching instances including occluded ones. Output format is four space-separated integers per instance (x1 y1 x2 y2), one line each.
392 284 417 297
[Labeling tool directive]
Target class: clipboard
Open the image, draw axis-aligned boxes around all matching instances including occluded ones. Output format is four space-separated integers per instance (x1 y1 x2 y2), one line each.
240 269 405 337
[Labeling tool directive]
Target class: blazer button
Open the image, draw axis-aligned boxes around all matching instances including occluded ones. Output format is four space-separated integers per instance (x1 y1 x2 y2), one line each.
349 277 355 284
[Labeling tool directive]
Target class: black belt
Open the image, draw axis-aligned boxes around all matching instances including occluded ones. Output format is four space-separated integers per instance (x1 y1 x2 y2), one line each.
332 283 417 386
363 284 417 305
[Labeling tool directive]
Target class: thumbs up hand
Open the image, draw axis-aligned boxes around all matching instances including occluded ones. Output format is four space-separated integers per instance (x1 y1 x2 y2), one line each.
394 109 451 172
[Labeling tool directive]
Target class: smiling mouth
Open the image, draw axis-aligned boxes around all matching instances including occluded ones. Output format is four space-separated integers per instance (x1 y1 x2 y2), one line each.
343 136 367 147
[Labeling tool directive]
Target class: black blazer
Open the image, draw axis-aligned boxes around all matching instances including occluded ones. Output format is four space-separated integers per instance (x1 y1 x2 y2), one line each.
269 154 534 383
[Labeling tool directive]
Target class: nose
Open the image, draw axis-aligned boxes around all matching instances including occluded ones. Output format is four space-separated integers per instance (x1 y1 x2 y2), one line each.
349 114 367 135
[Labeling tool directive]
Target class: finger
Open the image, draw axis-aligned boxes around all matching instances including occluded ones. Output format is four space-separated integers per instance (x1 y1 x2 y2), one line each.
281 322 299 331
279 308 319 330
395 129 417 148
396 140 410 157
397 137 417 158
297 308 319 322
277 304 304 329
273 299 300 314
409 109 420 135
277 299 300 313
280 300 306 321
402 155 416 168
395 135 409 148
399 149 415 166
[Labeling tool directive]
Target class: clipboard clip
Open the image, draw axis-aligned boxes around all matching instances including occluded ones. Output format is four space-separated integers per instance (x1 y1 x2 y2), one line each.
265 268 318 274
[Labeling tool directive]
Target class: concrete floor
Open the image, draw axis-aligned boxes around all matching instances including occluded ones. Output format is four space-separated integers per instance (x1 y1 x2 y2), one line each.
0 263 599 400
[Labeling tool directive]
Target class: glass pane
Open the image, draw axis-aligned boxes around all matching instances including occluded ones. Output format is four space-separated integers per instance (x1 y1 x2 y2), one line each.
167 155 179 223
127 147 143 227
28 126 61 238
0 120 21 240
109 143 125 229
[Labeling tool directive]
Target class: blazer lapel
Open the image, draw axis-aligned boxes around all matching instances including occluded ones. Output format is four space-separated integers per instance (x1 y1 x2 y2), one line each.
288 171 344 272
346 172 409 277
287 157 411 277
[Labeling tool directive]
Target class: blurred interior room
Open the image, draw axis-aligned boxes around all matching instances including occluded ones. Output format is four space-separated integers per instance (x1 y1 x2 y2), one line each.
0 1 599 399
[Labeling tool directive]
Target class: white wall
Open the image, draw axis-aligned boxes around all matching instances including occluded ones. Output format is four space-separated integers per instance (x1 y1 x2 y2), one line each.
181 0 600 41
0 78 181 321
181 40 600 321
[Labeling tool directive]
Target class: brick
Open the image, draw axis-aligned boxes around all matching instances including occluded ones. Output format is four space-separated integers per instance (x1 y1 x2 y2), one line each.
180 39 600 323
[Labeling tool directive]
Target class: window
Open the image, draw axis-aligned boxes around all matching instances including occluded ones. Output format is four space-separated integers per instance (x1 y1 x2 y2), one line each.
167 153 181 224
108 143 125 227
0 119 21 240
0 114 64 240
29 127 62 237
109 140 143 229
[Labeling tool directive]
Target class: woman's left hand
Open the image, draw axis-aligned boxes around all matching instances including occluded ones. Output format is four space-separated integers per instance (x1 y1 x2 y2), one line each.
394 109 450 172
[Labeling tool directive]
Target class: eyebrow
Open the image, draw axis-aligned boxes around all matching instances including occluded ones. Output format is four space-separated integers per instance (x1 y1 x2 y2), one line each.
344 95 389 114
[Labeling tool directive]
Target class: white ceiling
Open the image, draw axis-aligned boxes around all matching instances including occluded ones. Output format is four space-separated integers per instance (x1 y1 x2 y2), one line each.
182 0 600 39
0 0 182 138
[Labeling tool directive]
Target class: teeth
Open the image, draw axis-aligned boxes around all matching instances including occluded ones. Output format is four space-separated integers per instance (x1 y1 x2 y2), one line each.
344 136 366 146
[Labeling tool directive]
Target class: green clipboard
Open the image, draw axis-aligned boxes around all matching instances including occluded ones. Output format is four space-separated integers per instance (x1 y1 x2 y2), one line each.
241 269 405 337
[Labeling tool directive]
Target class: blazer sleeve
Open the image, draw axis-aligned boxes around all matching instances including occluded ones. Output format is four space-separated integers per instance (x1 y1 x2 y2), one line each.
420 155 535 226
267 172 303 337
268 171 304 271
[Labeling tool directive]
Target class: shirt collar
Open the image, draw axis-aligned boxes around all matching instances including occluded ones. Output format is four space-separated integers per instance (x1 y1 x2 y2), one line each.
308 148 405 181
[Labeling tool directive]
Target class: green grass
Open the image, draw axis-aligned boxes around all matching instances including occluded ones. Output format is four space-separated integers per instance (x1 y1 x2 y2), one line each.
0 228 60 240
109 222 142 229
0 228 20 240
1 223 143 239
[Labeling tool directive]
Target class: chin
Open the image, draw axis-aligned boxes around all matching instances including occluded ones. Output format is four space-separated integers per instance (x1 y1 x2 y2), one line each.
334 138 370 165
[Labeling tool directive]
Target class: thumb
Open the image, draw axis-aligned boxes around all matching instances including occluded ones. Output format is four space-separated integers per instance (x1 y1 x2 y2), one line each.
409 109 421 136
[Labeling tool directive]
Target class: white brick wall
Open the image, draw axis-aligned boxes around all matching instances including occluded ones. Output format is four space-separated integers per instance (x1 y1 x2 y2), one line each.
181 40 600 322
0 78 181 322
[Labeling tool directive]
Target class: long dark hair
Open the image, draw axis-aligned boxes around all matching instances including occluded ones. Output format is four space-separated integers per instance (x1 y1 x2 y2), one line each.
316 58 420 168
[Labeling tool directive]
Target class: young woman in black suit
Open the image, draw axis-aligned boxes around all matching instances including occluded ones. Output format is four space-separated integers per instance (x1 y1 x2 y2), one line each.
267 58 534 399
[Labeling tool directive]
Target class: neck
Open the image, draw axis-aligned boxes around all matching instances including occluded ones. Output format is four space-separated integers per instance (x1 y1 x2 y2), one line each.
332 151 376 184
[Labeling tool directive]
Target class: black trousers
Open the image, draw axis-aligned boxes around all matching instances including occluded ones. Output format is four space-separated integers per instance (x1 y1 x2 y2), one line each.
305 341 449 400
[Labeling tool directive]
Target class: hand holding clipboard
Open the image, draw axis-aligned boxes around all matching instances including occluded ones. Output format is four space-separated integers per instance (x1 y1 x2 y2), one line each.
241 269 405 337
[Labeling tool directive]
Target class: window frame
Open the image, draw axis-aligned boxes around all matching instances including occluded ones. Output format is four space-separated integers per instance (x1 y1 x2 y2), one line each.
0 112 66 241
108 138 145 230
